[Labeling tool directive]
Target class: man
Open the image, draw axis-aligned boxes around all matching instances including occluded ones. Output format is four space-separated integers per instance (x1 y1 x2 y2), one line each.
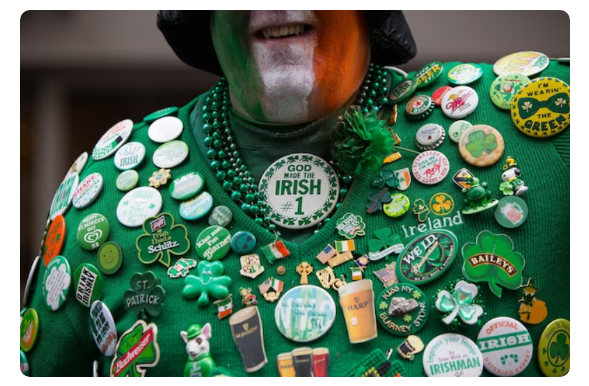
22 11 569 376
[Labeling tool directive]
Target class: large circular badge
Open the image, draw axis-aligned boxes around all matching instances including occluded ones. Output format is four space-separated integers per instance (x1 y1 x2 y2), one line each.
179 192 214 220
153 140 189 168
511 77 570 138
49 173 79 220
42 255 71 311
90 300 118 356
495 196 529 228
412 150 450 185
383 193 410 218
447 63 483 85
388 77 418 104
494 51 549 76
148 116 184 143
423 333 483 377
92 119 133 160
538 319 570 377
375 283 428 336
72 172 103 209
116 187 163 227
169 171 205 200
113 142 146 170
195 226 232 261
64 152 88 181
415 61 444 88
477 317 533 376
275 285 336 342
490 73 530 110
259 153 339 229
43 215 66 266
77 213 110 251
459 125 505 167
441 86 479 119
396 230 458 285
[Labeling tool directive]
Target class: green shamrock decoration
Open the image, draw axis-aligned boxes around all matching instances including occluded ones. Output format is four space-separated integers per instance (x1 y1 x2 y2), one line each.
465 130 498 158
500 354 519 365
124 271 166 318
368 228 403 254
550 333 569 365
435 280 484 325
462 231 525 297
366 188 393 213
412 198 430 222
499 181 515 195
136 212 190 267
182 261 232 307
371 169 400 190
111 321 160 377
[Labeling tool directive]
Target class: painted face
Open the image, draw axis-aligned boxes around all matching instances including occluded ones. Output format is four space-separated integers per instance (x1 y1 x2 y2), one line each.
211 11 370 123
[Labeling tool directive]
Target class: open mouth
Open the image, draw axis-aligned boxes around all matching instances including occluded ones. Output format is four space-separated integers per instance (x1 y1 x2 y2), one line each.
257 24 312 40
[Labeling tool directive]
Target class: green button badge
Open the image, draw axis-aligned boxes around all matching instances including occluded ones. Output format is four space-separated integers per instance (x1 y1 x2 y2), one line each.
179 191 214 220
208 205 233 227
116 170 139 191
195 226 232 261
74 263 104 307
490 72 530 110
77 213 110 251
169 171 205 200
20 308 40 352
383 193 410 218
97 241 124 275
415 61 444 88
376 283 429 336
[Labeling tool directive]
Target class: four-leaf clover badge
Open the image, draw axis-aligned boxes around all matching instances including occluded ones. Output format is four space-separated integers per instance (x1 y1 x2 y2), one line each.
465 130 498 158
136 212 190 267
124 271 166 318
462 231 525 297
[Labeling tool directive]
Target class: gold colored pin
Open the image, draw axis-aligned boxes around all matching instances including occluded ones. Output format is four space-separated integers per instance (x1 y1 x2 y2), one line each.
296 262 313 285
316 266 346 290
327 251 353 268
149 168 171 188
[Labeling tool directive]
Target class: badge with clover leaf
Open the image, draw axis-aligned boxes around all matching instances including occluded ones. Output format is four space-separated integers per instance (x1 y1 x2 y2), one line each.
182 261 232 307
136 212 190 267
368 228 404 261
124 271 166 318
110 320 160 377
465 130 498 158
435 280 484 326
462 230 525 297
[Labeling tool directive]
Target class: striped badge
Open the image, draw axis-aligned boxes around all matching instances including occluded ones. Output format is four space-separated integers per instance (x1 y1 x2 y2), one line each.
316 245 337 264
335 240 355 253
214 295 233 320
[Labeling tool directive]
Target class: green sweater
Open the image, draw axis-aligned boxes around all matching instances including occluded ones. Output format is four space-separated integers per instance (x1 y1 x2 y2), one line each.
24 61 569 377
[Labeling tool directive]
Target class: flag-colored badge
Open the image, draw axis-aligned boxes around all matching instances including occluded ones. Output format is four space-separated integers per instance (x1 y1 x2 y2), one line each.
214 295 233 320
335 240 355 253
316 245 337 264
261 241 290 264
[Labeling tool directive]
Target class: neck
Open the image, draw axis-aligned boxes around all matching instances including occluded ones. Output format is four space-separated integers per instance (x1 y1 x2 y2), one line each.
190 351 211 361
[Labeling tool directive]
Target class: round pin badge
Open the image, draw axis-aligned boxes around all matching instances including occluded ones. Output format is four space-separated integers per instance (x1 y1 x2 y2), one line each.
477 317 533 376
511 77 570 138
423 333 483 377
20 308 40 352
20 350 29 376
448 120 472 143
90 300 118 356
208 205 233 227
23 256 41 307
169 171 205 200
432 86 452 106
383 193 410 218
389 77 418 104
49 173 79 220
441 86 479 119
72 173 103 209
429 193 455 216
143 106 178 123
77 213 110 251
396 230 458 285
116 170 139 192
179 191 214 220
116 187 163 227
113 142 146 170
494 51 549 76
195 226 232 261
148 116 184 143
412 150 450 185
92 119 133 160
447 63 483 85
43 215 66 266
153 140 189 168
42 255 71 311
231 231 257 254
275 285 336 342
96 241 124 275
415 124 445 150
259 153 339 229
538 318 570 377
490 73 530 110
376 283 428 336
458 125 505 167
64 152 88 181
416 61 444 88
74 263 104 307
405 95 435 120
495 196 529 228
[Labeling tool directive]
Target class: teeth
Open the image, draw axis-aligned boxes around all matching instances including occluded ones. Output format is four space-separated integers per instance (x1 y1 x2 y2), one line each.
261 24 306 39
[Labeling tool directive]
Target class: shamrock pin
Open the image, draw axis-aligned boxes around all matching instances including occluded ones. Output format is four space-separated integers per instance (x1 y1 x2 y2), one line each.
462 231 525 297
430 193 454 216
465 130 498 158
368 228 403 261
124 271 166 318
435 280 483 325
110 320 160 377
550 333 570 366
371 169 400 190
366 188 392 213
413 198 430 222
182 261 232 307
136 212 190 267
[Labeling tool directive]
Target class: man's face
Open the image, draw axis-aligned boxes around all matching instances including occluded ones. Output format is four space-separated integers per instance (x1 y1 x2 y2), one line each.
211 11 370 123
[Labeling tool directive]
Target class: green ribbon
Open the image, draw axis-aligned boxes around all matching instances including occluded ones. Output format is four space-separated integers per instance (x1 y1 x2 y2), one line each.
518 93 569 119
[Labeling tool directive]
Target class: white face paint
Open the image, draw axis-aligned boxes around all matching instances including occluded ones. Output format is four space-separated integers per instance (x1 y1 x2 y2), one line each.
247 11 317 122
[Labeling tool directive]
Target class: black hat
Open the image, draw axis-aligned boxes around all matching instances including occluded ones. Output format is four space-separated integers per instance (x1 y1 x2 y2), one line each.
157 11 417 76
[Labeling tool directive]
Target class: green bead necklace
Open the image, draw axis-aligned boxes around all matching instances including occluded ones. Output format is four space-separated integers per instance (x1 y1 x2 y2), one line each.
201 63 390 234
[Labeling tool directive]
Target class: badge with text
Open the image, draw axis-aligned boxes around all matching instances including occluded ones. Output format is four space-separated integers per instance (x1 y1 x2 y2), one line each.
412 150 450 185
397 230 458 285
383 193 410 218
64 151 88 180
538 318 570 377
114 141 146 170
179 191 214 220
336 213 366 239
152 140 189 168
477 317 533 376
462 230 525 297
423 333 483 377
195 225 232 261
368 228 404 261
136 212 190 267
92 119 133 160
43 214 66 266
125 271 166 318
49 173 79 220
20 308 40 352
490 73 530 110
416 61 443 88
77 213 110 251
239 254 265 279
117 187 163 227
72 172 103 209
493 51 549 76
42 255 71 311
74 263 104 307
110 320 160 377
169 171 205 200
167 258 197 279
376 283 428 336
259 153 339 229
511 77 570 138
90 300 118 356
